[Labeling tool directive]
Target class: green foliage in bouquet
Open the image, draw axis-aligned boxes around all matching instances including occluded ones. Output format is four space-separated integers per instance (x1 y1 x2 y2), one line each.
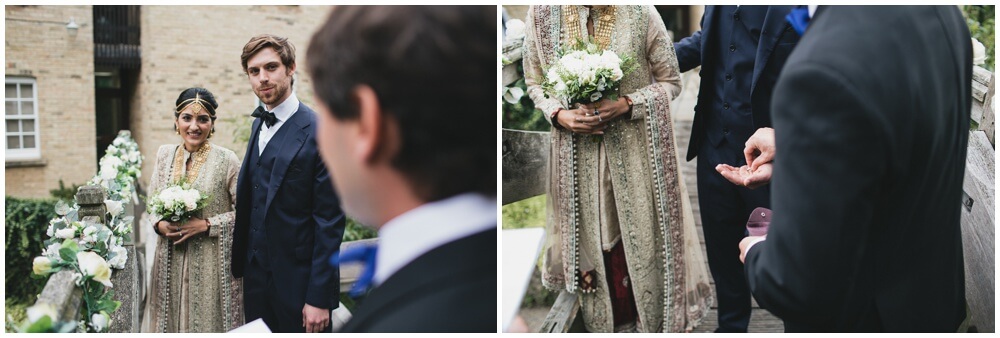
542 37 639 106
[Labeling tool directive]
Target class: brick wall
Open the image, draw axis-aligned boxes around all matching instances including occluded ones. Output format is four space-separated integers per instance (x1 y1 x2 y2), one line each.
5 5 97 198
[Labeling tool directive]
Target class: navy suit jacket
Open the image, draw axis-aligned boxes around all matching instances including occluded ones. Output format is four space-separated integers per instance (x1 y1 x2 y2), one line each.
231 102 346 310
674 5 799 161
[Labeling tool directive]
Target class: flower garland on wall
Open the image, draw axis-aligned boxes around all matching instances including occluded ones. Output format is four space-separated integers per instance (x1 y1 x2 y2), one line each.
18 130 143 333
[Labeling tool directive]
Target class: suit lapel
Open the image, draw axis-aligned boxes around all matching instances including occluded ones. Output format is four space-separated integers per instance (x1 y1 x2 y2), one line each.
701 6 718 63
751 5 794 95
263 103 309 213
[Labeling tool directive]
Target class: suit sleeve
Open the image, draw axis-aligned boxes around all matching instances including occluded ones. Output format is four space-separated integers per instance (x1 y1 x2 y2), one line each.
673 11 705 72
744 62 893 326
305 142 347 310
621 6 683 122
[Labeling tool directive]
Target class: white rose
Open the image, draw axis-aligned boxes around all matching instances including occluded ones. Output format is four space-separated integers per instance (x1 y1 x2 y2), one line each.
104 199 123 217
42 242 61 258
611 67 624 82
972 38 986 66
55 228 76 239
100 167 117 180
503 86 525 104
108 245 128 269
102 156 123 169
33 256 53 275
554 80 568 93
82 226 98 243
90 311 111 332
504 19 525 45
46 224 55 237
26 303 59 323
77 251 113 288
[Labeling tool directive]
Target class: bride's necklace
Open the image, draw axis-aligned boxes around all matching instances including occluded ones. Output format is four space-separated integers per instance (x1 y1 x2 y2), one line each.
171 142 212 184
561 5 616 50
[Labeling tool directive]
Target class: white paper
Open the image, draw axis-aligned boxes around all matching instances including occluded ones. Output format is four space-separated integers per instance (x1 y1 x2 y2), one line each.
227 318 271 333
501 228 545 332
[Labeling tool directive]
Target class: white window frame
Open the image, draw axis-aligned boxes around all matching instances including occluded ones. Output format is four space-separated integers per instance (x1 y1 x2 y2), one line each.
5 77 41 161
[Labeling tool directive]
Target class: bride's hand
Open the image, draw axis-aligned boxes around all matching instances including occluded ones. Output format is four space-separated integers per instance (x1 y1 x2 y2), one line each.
581 97 631 125
168 217 209 245
556 107 605 135
157 220 183 241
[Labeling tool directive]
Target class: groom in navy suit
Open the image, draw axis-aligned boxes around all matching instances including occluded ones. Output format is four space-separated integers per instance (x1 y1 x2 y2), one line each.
674 5 799 332
231 34 346 333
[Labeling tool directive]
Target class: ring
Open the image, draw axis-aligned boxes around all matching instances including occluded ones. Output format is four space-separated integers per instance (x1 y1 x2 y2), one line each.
593 109 599 115
598 115 603 122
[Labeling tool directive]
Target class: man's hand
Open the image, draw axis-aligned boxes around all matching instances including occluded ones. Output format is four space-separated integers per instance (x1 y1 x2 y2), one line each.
739 235 766 264
302 303 330 333
744 127 775 171
716 163 773 189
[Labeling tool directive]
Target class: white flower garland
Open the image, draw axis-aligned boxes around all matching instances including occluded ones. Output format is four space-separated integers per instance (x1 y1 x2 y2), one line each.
22 130 143 333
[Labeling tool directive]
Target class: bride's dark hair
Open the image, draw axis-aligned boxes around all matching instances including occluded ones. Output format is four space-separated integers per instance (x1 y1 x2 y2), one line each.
174 87 220 118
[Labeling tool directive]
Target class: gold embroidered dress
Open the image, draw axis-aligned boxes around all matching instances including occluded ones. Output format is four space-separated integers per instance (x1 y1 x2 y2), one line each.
523 5 713 332
143 143 243 332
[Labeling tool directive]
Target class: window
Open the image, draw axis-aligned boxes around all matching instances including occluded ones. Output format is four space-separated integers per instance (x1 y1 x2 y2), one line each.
6 78 41 161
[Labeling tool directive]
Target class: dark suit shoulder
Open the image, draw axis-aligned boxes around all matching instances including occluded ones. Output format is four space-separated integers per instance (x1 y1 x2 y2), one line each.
344 229 496 332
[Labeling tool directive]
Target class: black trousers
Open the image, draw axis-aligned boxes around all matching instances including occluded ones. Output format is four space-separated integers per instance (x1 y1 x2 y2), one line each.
242 256 331 333
696 139 771 332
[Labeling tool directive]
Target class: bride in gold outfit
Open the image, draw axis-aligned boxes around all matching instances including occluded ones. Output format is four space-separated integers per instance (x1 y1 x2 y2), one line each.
143 88 243 332
523 5 713 332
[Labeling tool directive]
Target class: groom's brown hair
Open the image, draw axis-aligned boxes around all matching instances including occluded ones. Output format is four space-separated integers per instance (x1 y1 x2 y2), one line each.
241 34 296 85
306 6 495 202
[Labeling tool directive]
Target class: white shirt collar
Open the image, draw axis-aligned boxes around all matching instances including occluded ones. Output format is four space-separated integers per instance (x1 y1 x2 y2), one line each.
808 5 818 19
267 92 299 125
373 192 497 285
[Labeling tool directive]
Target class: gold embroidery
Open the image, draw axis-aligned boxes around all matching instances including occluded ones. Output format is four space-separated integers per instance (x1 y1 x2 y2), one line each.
171 143 212 184
561 5 617 50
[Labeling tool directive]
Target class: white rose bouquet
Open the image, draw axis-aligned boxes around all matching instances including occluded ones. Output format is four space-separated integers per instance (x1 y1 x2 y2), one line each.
147 181 209 223
543 39 637 107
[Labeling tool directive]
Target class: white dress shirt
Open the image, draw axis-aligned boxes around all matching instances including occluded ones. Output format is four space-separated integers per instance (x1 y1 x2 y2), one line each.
372 192 497 286
257 93 299 156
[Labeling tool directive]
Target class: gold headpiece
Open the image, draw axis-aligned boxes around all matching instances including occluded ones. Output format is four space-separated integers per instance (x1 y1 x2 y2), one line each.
175 93 215 116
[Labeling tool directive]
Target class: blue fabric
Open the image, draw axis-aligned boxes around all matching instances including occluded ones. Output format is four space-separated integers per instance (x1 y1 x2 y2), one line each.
786 7 810 36
331 243 378 298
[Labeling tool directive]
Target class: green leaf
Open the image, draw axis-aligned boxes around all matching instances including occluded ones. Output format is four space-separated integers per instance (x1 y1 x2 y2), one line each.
24 315 53 333
59 248 77 263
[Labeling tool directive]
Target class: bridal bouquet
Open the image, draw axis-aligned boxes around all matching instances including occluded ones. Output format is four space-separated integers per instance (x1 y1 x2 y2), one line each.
147 182 208 223
543 40 637 106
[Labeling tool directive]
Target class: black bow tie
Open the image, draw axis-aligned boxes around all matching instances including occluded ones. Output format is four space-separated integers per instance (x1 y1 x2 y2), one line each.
252 106 278 128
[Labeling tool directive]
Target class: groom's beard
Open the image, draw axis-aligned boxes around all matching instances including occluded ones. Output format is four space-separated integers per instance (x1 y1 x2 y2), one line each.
254 77 291 107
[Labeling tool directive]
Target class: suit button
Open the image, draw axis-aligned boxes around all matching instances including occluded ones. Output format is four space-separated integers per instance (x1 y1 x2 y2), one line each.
723 103 730 110
723 128 730 135
253 207 258 211
725 74 732 81
254 184 258 189
729 44 736 52
734 13 740 21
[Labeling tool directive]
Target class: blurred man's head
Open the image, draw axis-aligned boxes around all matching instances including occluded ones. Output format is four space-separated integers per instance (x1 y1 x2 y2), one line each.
307 6 495 227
